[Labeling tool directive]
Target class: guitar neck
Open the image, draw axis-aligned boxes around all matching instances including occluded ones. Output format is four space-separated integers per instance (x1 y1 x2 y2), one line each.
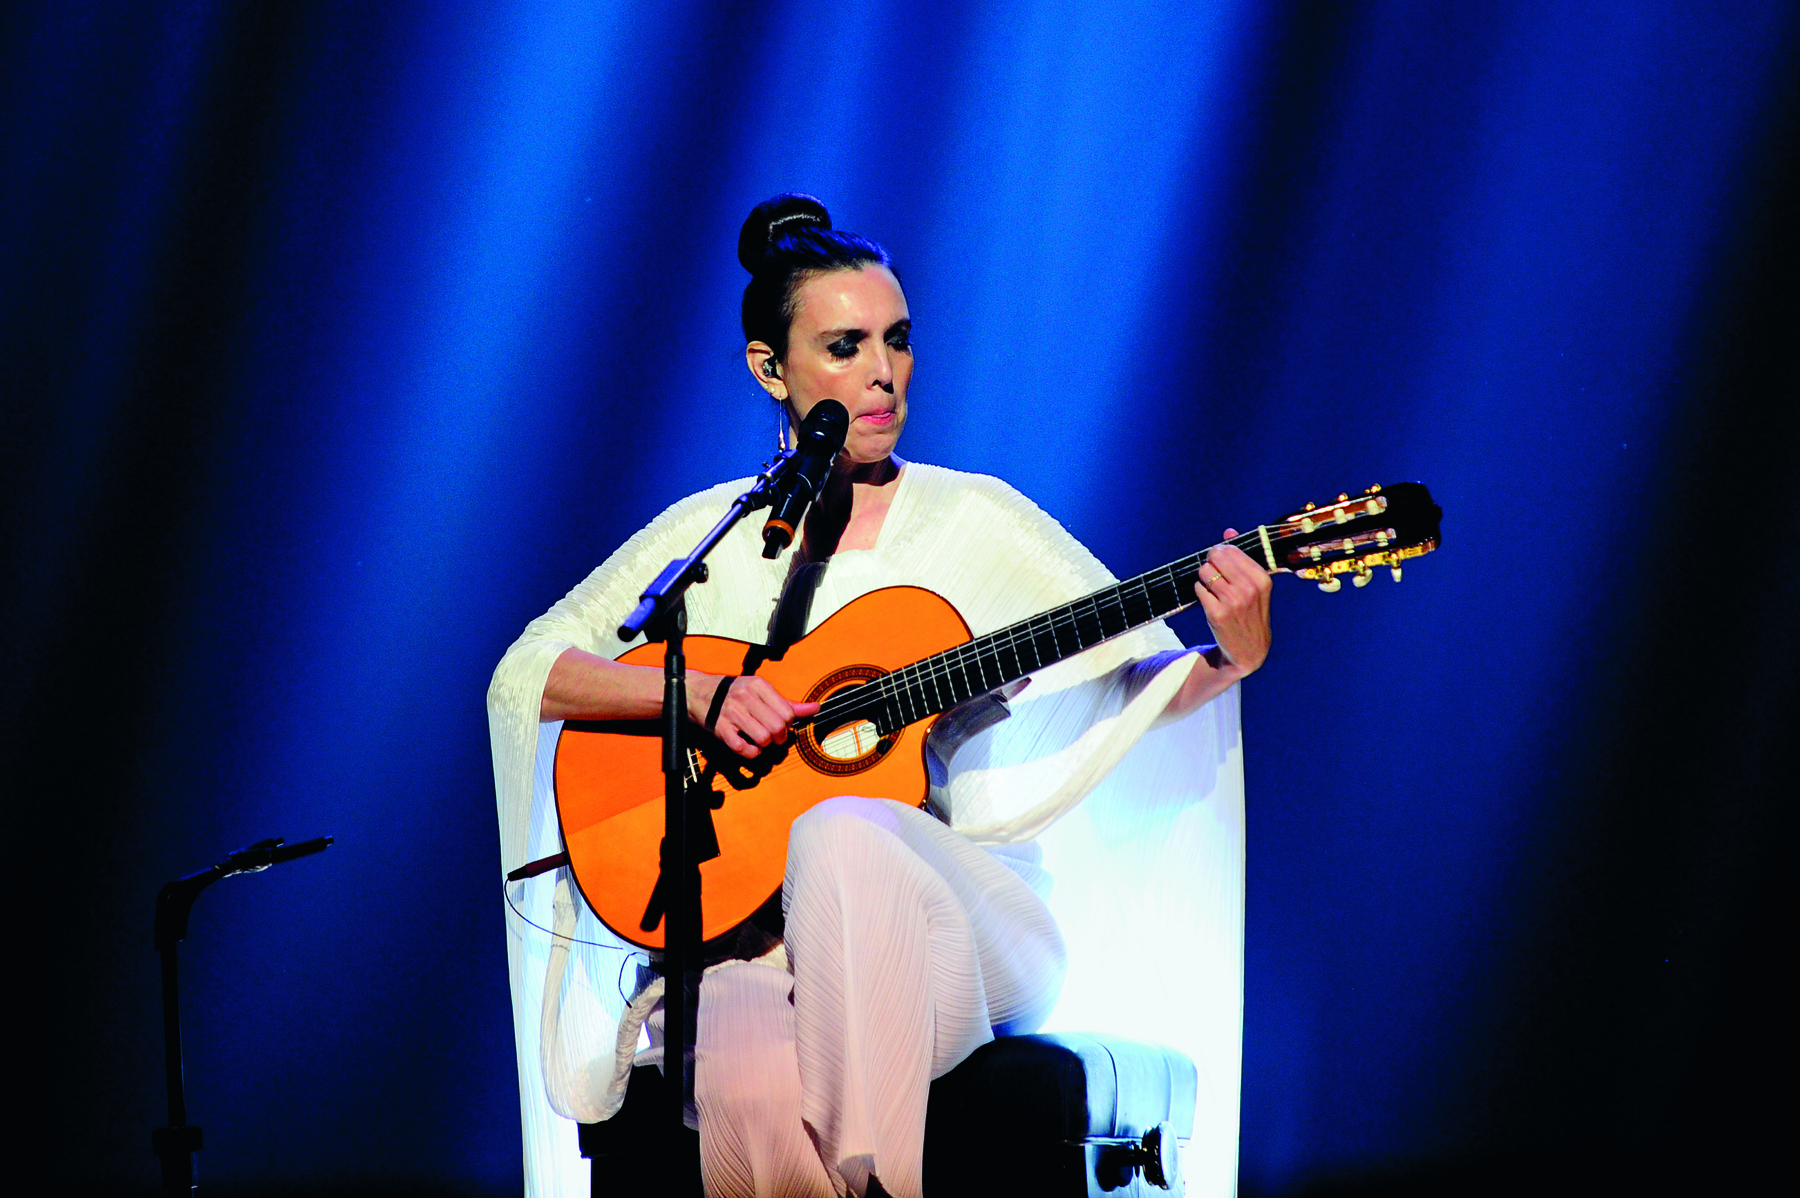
813 481 1442 734
820 529 1268 732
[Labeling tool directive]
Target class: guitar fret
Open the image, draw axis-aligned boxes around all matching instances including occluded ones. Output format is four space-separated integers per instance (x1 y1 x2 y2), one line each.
965 646 991 694
961 646 985 699
975 647 1004 692
1021 617 1047 667
920 663 946 712
1173 556 1202 597
890 668 914 722
1097 588 1129 638
1146 567 1183 612
1124 580 1155 625
939 657 962 706
950 647 976 697
868 676 894 731
942 651 969 706
1071 600 1100 648
824 534 1259 735
854 545 1226 729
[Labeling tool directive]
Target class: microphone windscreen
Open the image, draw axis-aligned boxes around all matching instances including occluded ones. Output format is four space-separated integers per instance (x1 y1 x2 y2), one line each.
798 400 849 454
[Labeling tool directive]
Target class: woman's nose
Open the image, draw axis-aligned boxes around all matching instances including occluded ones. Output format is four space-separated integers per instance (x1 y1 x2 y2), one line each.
868 344 895 391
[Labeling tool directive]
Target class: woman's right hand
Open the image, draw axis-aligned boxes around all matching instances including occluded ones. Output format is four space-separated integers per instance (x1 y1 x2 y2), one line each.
688 672 821 759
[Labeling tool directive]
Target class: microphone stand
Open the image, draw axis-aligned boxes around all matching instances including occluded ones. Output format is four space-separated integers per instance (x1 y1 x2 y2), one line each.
151 836 333 1194
614 456 800 1192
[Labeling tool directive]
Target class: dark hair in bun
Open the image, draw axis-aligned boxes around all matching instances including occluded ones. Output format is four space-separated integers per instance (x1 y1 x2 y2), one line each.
739 194 892 362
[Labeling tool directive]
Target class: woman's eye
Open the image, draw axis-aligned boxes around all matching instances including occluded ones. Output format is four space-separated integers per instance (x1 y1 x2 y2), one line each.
827 338 858 360
888 334 912 353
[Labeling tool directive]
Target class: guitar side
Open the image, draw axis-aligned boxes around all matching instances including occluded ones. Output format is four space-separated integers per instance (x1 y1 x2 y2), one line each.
554 586 973 949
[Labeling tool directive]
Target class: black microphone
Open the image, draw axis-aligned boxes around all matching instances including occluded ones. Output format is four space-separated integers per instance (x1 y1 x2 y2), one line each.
762 400 848 558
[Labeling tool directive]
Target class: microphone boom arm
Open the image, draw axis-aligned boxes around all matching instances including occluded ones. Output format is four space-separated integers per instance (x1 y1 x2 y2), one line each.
615 456 792 643
618 399 847 640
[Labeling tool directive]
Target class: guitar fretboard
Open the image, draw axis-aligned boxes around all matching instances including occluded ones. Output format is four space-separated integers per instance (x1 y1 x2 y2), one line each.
816 529 1269 734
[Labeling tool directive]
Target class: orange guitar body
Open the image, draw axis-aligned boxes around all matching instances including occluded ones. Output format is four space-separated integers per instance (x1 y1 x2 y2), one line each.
555 586 972 949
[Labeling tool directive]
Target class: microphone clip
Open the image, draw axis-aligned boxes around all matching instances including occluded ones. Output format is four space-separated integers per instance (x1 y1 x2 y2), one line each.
760 399 848 558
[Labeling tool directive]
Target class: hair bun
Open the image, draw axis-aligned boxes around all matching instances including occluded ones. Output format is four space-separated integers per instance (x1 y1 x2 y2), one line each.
738 193 832 272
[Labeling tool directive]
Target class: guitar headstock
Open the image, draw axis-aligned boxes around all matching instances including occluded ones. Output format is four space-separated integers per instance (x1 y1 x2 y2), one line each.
1265 482 1442 591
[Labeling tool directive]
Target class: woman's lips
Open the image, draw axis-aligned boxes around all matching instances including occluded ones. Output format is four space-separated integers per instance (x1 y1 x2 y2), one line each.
858 410 896 426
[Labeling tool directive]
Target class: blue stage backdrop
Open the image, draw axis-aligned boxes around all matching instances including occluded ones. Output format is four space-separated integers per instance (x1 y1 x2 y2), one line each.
4 2 1794 1193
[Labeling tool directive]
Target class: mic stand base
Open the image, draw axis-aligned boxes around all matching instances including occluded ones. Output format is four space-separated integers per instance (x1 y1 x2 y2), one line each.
151 1124 202 1195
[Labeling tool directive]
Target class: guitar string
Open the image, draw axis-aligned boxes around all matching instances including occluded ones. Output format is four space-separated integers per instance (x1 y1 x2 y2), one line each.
588 513 1424 928
814 531 1266 727
816 519 1408 730
821 549 1219 727
818 581 1180 727
610 537 1244 947
624 539 1217 931
887 511 1420 706
690 521 1417 785
571 544 1237 931
823 534 1249 714
688 564 1198 792
690 557 1217 791
743 540 1231 773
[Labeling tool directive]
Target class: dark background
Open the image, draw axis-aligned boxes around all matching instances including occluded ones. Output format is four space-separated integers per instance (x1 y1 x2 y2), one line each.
4 1 1794 1194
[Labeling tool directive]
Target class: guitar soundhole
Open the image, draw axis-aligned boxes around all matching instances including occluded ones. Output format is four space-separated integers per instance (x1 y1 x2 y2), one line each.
817 719 885 761
797 665 898 777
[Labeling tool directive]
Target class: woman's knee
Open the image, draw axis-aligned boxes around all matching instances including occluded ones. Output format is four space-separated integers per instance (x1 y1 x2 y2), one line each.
785 798 930 927
788 796 900 858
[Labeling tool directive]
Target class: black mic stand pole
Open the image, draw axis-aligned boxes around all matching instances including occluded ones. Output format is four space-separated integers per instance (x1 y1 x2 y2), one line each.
615 459 797 1193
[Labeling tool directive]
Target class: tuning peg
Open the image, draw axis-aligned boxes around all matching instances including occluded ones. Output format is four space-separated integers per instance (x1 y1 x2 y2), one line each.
1389 565 1403 582
1318 576 1342 593
1352 568 1372 588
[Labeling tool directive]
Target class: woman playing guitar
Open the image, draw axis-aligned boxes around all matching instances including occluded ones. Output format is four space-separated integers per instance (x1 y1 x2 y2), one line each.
489 194 1272 1198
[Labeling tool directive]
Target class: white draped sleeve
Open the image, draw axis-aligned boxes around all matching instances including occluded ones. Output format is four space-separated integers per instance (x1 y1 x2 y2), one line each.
488 463 1243 1198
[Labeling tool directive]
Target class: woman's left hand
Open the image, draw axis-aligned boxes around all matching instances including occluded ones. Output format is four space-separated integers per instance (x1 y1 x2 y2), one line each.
1160 529 1275 725
1194 528 1273 676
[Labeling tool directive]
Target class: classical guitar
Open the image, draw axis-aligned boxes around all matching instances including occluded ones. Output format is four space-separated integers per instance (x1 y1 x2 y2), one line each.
553 482 1441 949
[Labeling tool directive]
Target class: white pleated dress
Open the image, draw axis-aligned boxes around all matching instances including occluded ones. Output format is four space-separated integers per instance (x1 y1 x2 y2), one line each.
487 463 1245 1198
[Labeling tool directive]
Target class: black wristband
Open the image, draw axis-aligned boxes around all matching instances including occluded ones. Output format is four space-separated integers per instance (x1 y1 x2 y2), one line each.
703 676 737 732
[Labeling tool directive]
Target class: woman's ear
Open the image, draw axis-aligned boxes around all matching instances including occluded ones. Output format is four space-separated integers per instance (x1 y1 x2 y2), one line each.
745 342 786 400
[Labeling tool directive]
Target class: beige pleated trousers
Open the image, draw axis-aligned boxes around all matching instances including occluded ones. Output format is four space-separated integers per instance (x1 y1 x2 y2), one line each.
694 797 1066 1198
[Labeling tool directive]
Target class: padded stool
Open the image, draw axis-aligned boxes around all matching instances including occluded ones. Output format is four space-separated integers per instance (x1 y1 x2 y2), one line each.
582 1032 1196 1196
925 1033 1195 1197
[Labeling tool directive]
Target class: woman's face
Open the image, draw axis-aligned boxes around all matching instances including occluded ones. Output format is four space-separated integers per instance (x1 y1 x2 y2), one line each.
748 265 912 465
